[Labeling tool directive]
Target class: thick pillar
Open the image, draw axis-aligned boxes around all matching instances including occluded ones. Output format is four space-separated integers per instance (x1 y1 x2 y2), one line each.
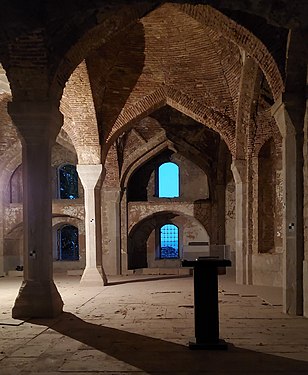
8 101 64 319
77 164 107 286
272 99 303 315
305 101 308 316
102 188 121 275
231 159 251 284
302 65 308 318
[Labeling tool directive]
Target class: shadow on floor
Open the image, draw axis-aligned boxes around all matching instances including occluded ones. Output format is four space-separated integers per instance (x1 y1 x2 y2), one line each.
107 274 191 286
31 312 308 374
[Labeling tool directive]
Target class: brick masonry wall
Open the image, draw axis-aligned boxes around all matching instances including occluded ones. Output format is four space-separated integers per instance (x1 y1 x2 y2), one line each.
60 61 100 164
0 95 20 159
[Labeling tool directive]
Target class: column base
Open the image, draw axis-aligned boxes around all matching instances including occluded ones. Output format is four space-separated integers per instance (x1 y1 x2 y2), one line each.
80 267 108 286
189 339 228 350
12 280 63 319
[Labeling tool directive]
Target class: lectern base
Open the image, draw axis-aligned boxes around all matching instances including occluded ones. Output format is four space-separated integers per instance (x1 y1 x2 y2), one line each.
189 339 228 350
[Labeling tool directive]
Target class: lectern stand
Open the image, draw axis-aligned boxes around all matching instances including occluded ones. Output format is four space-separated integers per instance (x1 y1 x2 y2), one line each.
182 257 231 350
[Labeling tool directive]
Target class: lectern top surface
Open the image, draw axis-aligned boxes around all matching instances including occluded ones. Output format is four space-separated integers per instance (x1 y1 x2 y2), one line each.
182 257 231 268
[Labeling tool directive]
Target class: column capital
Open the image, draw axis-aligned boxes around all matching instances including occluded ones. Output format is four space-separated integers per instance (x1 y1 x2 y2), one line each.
231 159 247 184
271 95 296 137
102 187 122 203
77 164 104 190
8 100 63 143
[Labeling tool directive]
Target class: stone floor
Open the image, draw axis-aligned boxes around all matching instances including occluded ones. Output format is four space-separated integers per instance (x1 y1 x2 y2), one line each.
0 273 308 374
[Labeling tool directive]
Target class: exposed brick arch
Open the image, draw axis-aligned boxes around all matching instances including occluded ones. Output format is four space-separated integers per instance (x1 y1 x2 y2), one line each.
50 3 155 102
60 61 100 164
60 100 78 150
106 86 166 144
52 216 84 232
122 139 175 190
0 94 20 150
165 86 235 155
128 210 209 239
0 144 22 205
104 85 235 161
0 94 22 203
0 2 288 108
52 2 284 131
252 111 282 157
0 64 11 95
176 4 284 100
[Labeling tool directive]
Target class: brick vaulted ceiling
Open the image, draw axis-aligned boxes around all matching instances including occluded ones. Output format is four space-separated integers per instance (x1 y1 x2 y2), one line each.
87 3 242 151
0 1 292 162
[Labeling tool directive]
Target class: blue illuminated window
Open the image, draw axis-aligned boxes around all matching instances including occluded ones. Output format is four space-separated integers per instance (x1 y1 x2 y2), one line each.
158 162 179 198
160 224 179 258
57 225 79 261
59 164 78 199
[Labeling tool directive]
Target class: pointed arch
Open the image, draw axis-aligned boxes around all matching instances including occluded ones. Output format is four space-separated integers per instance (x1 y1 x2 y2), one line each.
50 3 155 101
60 61 101 164
176 4 284 99
104 85 235 161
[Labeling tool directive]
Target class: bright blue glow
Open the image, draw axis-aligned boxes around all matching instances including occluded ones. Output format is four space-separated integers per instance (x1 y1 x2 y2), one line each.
160 224 179 259
158 162 179 198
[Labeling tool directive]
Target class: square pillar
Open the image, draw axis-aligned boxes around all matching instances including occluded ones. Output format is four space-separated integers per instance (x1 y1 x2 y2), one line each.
8 101 64 319
102 188 121 275
272 99 304 315
231 159 251 284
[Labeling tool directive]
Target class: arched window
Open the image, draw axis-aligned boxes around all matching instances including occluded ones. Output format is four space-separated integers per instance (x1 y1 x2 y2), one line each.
58 164 78 199
158 162 179 198
160 224 179 258
57 225 79 261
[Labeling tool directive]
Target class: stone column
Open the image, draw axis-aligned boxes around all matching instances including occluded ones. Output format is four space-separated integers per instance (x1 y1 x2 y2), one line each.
77 164 107 286
120 192 129 274
216 184 226 245
272 99 304 315
8 101 64 319
231 159 251 284
102 187 121 275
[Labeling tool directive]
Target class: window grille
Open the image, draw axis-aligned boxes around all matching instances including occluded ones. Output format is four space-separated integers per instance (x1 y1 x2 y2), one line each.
160 224 179 258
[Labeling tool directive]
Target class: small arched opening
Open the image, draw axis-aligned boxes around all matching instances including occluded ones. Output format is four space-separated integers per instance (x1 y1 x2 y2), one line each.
157 162 180 198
